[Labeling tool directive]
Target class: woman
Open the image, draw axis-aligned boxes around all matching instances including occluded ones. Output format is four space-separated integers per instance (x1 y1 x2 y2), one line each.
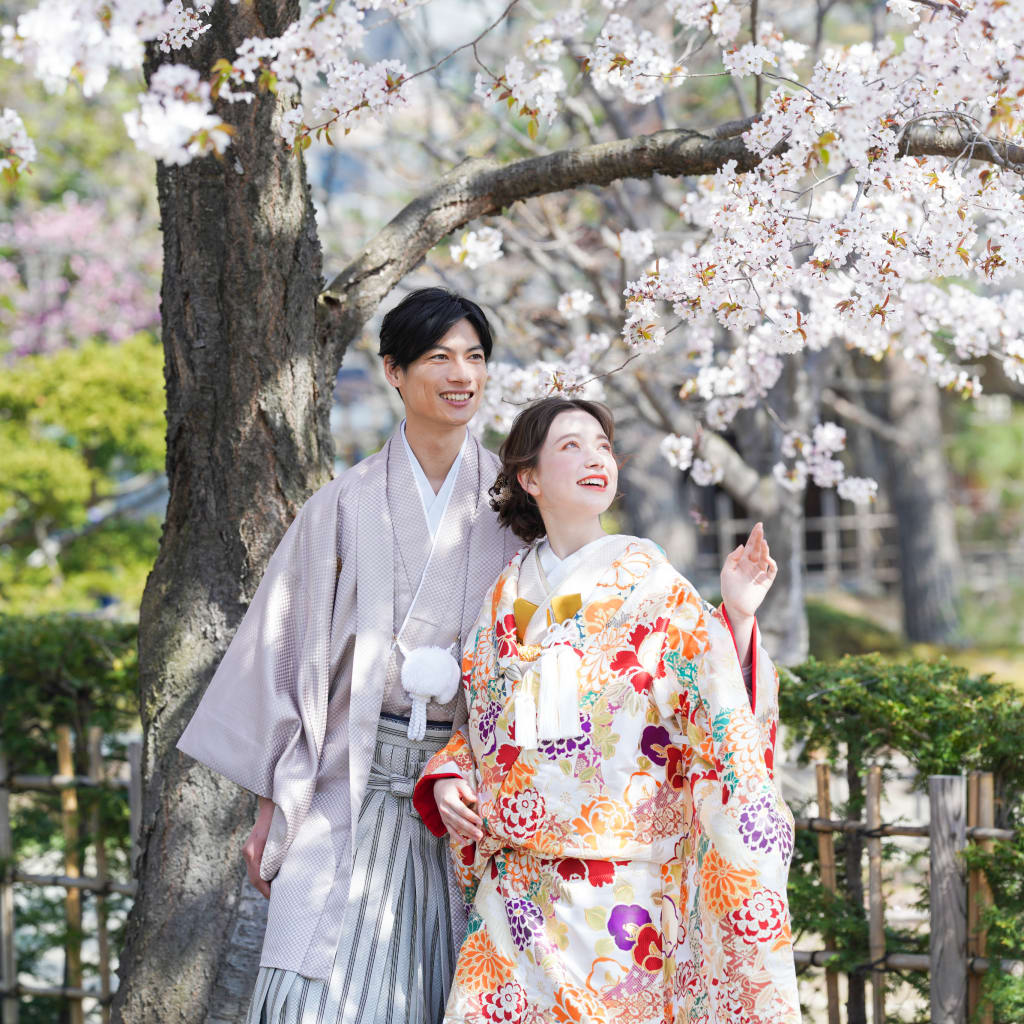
412 397 800 1024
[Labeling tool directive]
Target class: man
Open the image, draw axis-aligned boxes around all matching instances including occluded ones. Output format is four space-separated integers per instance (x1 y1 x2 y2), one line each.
177 287 521 1023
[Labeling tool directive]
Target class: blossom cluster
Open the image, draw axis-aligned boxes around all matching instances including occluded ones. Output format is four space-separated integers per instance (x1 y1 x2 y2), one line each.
1 0 212 97
477 332 611 434
213 2 411 147
619 0 1024 435
125 64 231 165
451 228 504 270
0 108 36 176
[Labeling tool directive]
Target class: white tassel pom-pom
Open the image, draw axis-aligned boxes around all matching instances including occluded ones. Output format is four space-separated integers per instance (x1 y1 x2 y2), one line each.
401 645 461 740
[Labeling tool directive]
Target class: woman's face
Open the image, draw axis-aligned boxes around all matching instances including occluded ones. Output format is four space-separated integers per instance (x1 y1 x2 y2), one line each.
519 409 617 521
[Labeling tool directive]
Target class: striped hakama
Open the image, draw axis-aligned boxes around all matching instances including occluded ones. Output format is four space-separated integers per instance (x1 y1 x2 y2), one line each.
247 716 459 1024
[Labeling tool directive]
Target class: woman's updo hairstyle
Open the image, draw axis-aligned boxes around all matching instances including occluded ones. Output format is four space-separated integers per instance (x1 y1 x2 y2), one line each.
489 396 615 543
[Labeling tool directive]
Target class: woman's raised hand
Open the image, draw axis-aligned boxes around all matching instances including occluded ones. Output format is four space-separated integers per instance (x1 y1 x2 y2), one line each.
720 521 778 621
433 777 484 842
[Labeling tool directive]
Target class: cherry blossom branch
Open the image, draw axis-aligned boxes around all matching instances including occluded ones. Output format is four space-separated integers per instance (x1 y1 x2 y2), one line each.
318 119 1024 360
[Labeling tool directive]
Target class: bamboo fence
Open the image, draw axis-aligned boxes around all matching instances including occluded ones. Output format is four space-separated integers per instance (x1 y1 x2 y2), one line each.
0 728 141 1024
0 736 1018 1024
794 765 1018 1024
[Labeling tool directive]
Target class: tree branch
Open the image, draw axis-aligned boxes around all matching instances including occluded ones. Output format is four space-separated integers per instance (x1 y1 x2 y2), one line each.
317 122 1024 362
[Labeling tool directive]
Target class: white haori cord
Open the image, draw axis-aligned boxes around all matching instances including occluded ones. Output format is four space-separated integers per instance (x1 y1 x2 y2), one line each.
398 641 462 741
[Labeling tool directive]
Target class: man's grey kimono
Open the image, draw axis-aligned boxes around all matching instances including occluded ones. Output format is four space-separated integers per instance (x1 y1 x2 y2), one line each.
177 427 519 981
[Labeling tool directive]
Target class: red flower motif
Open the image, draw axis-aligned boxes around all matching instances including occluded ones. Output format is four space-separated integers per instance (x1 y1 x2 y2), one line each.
729 889 787 945
495 613 519 659
495 744 520 773
632 922 664 972
609 619 670 694
585 859 616 887
665 746 686 791
461 842 476 867
481 979 527 1022
555 858 616 887
498 788 545 841
556 858 587 882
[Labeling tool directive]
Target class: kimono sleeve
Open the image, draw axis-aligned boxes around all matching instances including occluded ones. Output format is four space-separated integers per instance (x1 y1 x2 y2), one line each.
661 591 801 1024
176 486 338 882
720 607 782 778
413 725 475 836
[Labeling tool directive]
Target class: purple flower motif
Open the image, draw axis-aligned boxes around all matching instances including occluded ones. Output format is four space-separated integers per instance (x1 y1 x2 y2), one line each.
538 714 593 761
477 703 501 756
607 904 652 951
640 724 670 766
505 897 544 951
738 794 794 862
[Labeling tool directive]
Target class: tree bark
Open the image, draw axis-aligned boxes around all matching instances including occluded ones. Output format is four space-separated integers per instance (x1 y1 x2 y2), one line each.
884 355 962 643
111 3 327 1021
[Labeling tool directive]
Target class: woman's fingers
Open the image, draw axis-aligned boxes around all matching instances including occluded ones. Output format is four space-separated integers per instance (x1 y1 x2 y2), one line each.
436 780 483 840
441 806 482 841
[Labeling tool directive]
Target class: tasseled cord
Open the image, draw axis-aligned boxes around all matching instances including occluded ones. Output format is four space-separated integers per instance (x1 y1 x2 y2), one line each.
400 645 462 740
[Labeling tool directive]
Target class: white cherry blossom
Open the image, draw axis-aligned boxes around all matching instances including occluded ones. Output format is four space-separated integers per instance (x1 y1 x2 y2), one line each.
450 228 504 269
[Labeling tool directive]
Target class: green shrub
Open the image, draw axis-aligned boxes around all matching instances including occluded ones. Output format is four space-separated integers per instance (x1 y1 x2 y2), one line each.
782 654 1024 1023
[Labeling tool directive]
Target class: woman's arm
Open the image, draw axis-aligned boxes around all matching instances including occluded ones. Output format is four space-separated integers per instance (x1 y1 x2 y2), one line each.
719 521 777 668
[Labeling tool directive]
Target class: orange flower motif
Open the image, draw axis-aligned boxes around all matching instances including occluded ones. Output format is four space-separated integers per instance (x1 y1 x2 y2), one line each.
606 546 655 588
700 846 759 917
583 597 624 635
665 620 706 662
551 982 604 1022
455 928 515 992
571 796 634 847
490 576 508 620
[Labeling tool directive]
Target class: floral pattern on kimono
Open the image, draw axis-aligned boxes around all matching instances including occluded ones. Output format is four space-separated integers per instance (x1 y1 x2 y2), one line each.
413 537 800 1024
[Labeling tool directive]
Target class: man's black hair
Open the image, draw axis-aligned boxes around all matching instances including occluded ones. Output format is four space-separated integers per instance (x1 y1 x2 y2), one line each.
378 287 494 371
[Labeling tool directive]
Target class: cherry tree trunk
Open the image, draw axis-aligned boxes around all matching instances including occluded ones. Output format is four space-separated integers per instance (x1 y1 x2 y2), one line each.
884 356 961 643
111 4 330 1021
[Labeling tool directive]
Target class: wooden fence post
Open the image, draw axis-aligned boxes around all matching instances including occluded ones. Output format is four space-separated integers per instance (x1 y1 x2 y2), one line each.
821 489 841 587
87 728 111 1023
930 775 967 1024
867 765 886 1024
815 763 841 1024
855 507 874 592
0 746 18 1024
56 726 84 1024
967 773 995 1024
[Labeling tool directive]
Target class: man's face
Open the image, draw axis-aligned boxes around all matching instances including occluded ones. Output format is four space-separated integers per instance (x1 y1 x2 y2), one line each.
384 319 488 428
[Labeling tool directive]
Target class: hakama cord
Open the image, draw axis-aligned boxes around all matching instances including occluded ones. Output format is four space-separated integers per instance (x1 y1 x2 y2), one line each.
415 537 801 1024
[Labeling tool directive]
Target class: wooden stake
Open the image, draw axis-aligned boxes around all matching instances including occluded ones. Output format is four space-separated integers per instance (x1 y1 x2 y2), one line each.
968 774 995 1024
867 764 886 1024
815 763 841 1024
930 775 967 1024
56 727 83 1024
0 747 18 1024
87 729 111 1024
967 772 981 1022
